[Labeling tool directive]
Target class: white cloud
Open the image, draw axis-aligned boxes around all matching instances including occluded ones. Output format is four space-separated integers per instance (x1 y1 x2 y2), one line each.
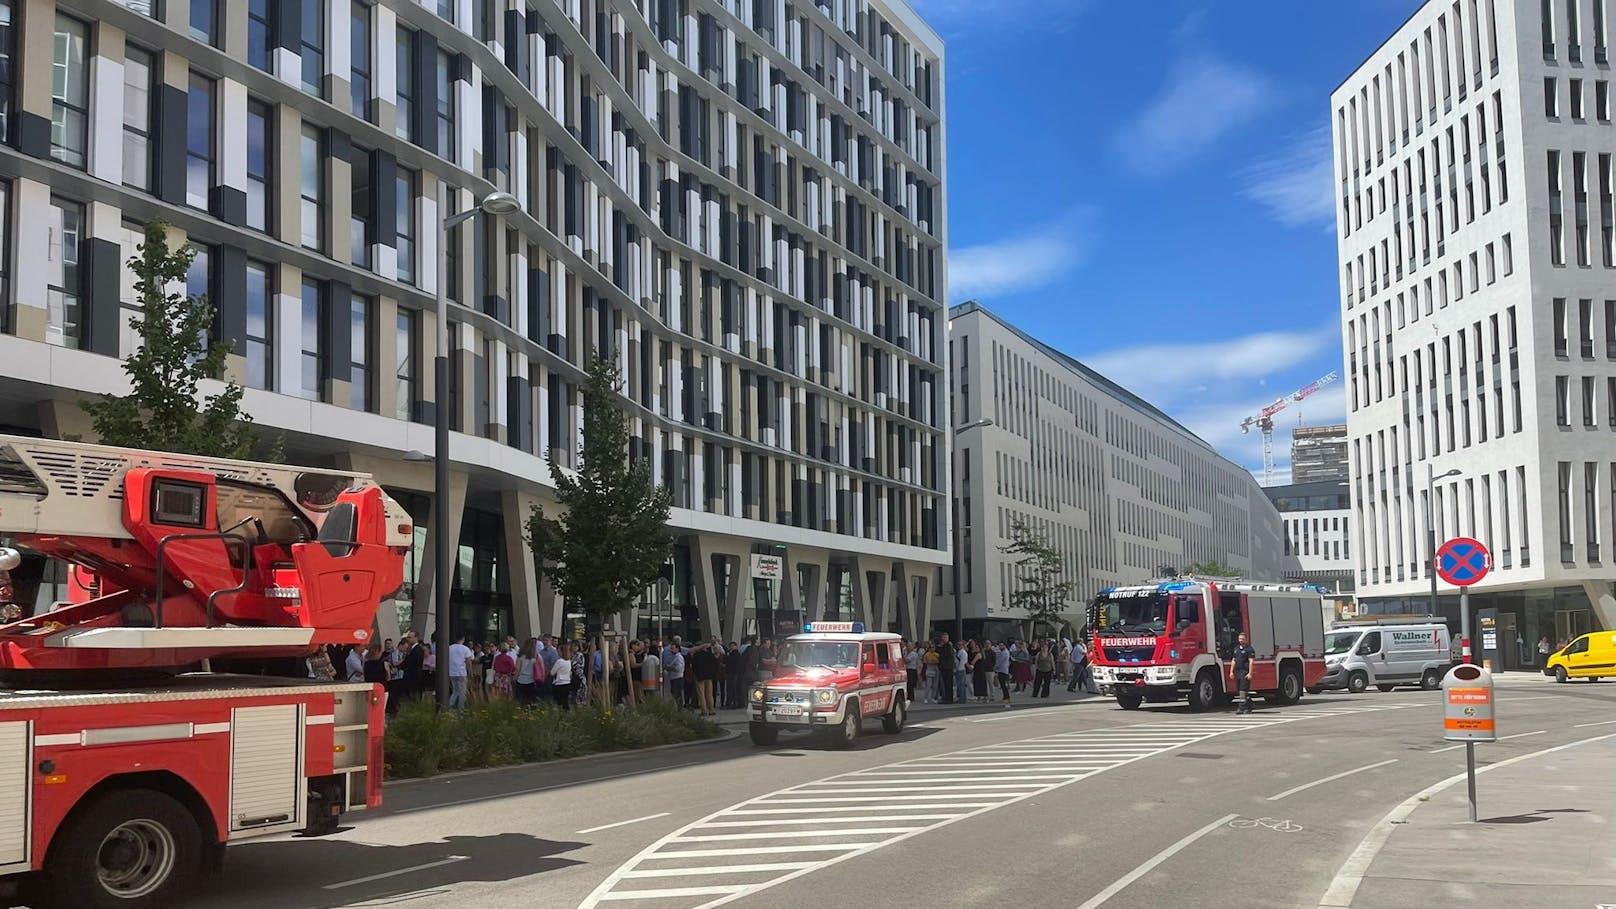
1113 55 1277 176
1082 326 1338 404
948 211 1094 300
1243 126 1336 227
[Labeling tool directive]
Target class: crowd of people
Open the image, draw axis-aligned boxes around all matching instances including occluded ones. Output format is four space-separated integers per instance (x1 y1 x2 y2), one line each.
301 629 1104 719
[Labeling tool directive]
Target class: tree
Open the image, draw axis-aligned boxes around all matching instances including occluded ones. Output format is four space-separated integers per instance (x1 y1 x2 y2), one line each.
81 221 270 459
1185 560 1241 578
999 520 1074 637
528 356 673 709
1155 564 1180 579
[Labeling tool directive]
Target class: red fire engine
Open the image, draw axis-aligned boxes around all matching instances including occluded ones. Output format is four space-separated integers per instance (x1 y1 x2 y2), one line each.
1086 578 1327 711
0 435 408 908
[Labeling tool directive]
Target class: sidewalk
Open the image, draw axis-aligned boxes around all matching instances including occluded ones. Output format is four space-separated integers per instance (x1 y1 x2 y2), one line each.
707 681 1107 728
1330 733 1616 907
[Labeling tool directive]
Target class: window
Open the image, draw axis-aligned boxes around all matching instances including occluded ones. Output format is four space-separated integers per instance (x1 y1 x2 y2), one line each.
0 181 9 330
1557 375 1571 425
50 15 88 168
186 73 216 211
1550 151 1565 264
246 100 272 232
437 0 453 22
395 28 414 141
1546 76 1559 116
190 0 217 46
396 168 416 284
245 260 273 391
301 0 325 96
436 50 455 162
1580 298 1594 357
1572 78 1585 118
350 294 372 411
350 1 371 118
45 198 83 349
122 47 153 190
300 124 324 251
1555 297 1569 355
1584 376 1597 426
0 0 14 143
1601 81 1611 121
1608 377 1616 426
248 0 272 72
351 148 372 268
300 278 326 401
1558 461 1574 562
185 245 212 358
395 309 416 420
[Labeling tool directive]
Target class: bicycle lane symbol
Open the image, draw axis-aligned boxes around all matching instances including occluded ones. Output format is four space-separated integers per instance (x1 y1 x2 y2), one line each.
1228 816 1304 833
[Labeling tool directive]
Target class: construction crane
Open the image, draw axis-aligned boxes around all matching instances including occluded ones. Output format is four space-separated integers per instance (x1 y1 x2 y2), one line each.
1239 371 1339 485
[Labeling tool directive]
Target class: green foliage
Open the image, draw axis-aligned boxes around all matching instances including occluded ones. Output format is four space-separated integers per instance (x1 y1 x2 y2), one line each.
1185 560 1242 578
80 220 275 459
528 355 672 621
1000 520 1073 630
383 696 720 779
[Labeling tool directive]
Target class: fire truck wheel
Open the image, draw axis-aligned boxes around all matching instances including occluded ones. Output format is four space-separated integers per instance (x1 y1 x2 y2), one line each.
43 789 202 909
1346 671 1369 694
1187 671 1219 712
882 694 907 734
830 700 861 748
1277 665 1304 704
1114 691 1142 710
749 722 780 746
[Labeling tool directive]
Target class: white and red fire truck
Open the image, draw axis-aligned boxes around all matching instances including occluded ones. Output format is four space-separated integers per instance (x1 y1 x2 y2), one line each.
0 434 409 908
1086 578 1327 711
747 622 908 747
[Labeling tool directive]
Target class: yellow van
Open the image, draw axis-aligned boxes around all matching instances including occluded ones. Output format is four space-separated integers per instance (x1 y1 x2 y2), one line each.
1544 631 1616 682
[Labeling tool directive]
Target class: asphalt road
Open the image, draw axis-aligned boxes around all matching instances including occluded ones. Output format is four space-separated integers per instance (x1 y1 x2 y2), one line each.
179 674 1616 909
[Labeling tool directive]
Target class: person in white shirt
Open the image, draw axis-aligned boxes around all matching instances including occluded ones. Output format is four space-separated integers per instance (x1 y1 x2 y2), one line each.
954 642 970 704
446 636 475 710
549 643 575 710
344 645 365 682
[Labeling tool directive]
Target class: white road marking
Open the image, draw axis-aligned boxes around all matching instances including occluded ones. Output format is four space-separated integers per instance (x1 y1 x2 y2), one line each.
599 885 749 901
1266 760 1399 801
322 855 468 889
1497 730 1547 741
1431 743 1466 753
578 813 673 835
1318 733 1616 907
1072 814 1239 909
581 700 1428 909
1575 719 1616 727
622 863 817 878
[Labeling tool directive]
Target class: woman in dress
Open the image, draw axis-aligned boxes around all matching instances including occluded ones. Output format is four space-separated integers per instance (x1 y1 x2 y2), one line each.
970 641 990 703
513 639 539 705
491 643 517 700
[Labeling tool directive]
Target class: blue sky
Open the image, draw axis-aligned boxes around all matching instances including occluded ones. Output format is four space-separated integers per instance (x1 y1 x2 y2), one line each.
915 0 1422 483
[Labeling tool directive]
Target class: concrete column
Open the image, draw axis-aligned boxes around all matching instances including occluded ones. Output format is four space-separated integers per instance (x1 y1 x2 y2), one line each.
797 561 825 623
376 295 400 419
373 3 397 136
1584 581 1616 633
410 469 469 636
501 487 541 640
275 105 303 247
87 25 125 184
11 178 49 341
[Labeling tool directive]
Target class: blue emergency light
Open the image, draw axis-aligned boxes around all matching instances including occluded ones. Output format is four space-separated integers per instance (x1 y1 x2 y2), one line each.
802 622 864 633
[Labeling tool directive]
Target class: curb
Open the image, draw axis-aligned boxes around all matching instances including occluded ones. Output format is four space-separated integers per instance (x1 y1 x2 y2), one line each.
382 726 742 788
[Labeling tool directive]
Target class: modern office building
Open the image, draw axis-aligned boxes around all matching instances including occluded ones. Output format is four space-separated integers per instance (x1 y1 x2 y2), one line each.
0 0 949 644
1267 478 1355 602
1334 0 1616 659
939 302 1287 640
1290 423 1350 483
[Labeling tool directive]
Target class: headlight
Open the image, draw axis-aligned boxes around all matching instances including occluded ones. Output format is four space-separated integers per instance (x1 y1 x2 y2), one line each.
814 688 836 705
749 686 765 703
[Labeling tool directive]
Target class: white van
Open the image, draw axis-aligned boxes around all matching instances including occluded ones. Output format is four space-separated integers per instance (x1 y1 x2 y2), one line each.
1313 621 1452 693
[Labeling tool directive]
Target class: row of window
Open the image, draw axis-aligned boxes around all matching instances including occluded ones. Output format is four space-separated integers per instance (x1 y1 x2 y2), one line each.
1554 460 1616 565
1545 148 1616 267
1283 516 1350 562
1551 374 1616 428
1539 0 1615 63
1353 459 1532 585
1543 74 1614 120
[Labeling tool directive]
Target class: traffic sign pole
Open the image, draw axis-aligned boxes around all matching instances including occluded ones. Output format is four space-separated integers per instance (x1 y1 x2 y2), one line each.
1435 537 1491 665
1461 588 1470 664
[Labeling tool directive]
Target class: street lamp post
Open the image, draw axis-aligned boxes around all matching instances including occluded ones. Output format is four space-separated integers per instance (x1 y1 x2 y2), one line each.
1426 463 1463 625
430 188 521 710
950 418 993 645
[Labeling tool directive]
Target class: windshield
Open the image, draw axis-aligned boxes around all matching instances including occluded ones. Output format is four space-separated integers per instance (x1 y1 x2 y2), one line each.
1093 593 1168 635
780 640 860 669
1325 631 1360 655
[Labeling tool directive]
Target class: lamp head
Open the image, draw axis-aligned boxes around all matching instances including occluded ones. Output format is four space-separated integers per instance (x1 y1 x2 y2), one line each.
478 192 521 216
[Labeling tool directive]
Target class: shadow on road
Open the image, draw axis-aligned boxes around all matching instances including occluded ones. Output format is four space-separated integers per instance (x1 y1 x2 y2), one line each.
183 832 586 908
1480 807 1590 825
753 724 945 752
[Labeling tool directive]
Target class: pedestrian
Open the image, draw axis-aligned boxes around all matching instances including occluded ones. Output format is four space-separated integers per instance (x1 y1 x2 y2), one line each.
1537 636 1552 666
1232 632 1257 714
954 639 971 705
514 638 539 706
1011 640 1033 692
725 641 743 708
936 635 955 704
446 635 474 710
970 641 989 703
362 643 389 686
691 638 720 716
1067 638 1091 693
903 641 920 703
551 643 575 710
1032 640 1054 698
663 637 687 706
922 643 940 703
492 643 516 700
993 641 1012 703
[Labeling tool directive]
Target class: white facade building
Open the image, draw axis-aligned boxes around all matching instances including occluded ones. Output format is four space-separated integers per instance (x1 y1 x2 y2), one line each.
1268 479 1355 596
1335 0 1616 657
938 302 1286 639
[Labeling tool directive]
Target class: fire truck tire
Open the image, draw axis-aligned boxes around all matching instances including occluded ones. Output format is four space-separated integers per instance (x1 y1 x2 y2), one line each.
1114 691 1142 710
1187 671 1220 712
882 694 907 734
748 722 780 746
830 699 861 748
41 789 202 909
1276 665 1304 704
1346 671 1369 694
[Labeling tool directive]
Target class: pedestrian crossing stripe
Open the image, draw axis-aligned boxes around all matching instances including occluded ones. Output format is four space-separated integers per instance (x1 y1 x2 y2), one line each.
578 702 1426 908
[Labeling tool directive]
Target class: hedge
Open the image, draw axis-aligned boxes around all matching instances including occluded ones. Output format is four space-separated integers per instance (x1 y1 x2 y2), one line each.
383 696 722 780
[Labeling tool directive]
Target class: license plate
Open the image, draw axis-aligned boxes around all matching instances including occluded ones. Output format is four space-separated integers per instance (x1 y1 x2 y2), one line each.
770 705 803 716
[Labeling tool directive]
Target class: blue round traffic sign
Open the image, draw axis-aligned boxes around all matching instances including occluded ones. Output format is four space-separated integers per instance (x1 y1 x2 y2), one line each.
1435 537 1490 586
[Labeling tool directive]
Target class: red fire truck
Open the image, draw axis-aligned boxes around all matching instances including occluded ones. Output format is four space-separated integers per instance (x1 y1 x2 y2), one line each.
746 622 908 747
1087 578 1327 711
0 435 408 908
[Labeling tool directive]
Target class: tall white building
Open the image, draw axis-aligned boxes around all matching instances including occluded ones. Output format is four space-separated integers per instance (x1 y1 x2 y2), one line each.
938 302 1285 640
1335 0 1616 658
1268 479 1355 593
